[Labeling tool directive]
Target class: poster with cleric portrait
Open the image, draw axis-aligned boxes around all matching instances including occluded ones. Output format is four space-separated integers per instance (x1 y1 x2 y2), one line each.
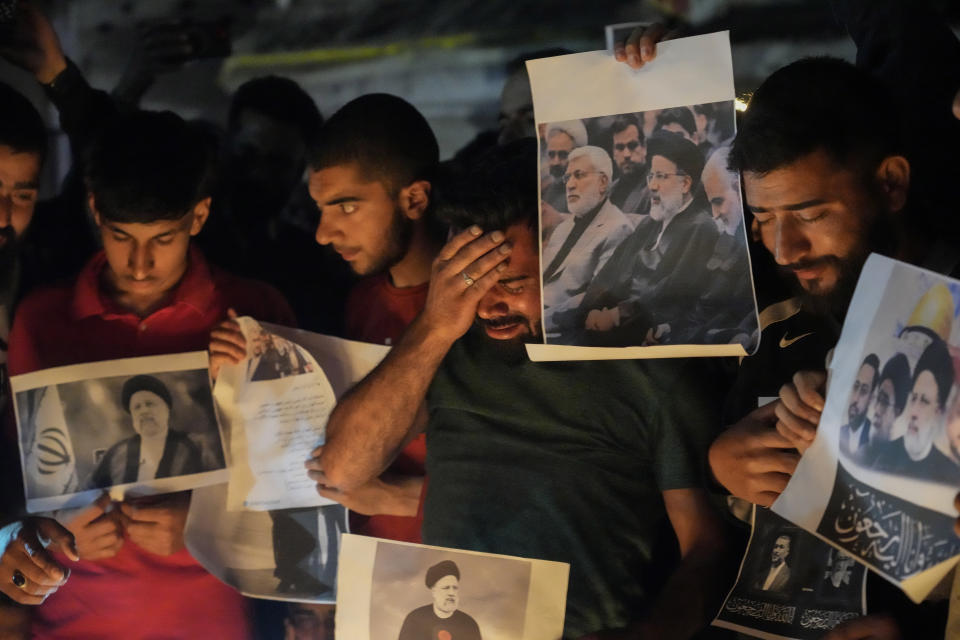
12 351 227 512
774 255 960 602
526 31 758 361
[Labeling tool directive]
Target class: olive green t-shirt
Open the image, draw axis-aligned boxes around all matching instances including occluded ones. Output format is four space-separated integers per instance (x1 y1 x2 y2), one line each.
424 330 724 638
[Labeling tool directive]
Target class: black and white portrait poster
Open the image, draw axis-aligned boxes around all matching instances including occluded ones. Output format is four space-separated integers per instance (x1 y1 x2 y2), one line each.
336 534 569 640
526 31 759 362
713 506 867 639
12 351 227 512
774 255 960 602
214 318 389 511
186 483 348 603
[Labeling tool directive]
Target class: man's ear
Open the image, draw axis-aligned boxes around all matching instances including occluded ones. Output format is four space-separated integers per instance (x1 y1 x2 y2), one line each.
89 195 102 227
681 174 693 196
189 197 212 235
875 155 910 216
599 173 610 194
398 180 431 220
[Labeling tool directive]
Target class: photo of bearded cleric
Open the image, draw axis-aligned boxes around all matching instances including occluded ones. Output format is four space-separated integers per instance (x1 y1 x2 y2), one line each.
16 367 226 505
369 541 530 640
539 101 757 351
835 267 960 487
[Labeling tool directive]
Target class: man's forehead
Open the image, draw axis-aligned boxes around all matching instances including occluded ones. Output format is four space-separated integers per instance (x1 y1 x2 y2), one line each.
106 214 191 235
650 154 678 170
614 125 640 141
0 144 41 187
308 164 385 200
742 151 854 212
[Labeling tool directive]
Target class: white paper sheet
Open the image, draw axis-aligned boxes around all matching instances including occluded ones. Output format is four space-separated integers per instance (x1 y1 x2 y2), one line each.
215 319 390 511
336 534 569 640
525 32 759 361
12 352 228 512
773 254 960 602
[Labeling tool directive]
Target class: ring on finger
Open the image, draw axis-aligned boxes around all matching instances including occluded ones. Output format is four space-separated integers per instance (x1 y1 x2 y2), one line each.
11 569 26 589
461 271 475 287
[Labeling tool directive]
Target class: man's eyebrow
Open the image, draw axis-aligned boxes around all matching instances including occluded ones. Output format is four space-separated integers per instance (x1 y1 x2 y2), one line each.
748 198 828 213
13 180 39 189
499 275 533 284
323 196 362 207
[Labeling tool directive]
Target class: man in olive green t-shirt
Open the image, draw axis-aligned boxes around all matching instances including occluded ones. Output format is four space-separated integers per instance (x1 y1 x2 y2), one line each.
314 141 732 638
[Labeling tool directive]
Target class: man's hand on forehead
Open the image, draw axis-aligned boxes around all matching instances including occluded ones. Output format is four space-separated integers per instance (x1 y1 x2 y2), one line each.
420 225 512 344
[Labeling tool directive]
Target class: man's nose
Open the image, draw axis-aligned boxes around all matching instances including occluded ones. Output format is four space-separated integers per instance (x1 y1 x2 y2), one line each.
772 217 810 266
128 243 153 278
477 290 509 319
315 213 338 246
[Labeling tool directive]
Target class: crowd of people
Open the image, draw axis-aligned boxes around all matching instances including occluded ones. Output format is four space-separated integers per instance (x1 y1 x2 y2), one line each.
0 1 959 639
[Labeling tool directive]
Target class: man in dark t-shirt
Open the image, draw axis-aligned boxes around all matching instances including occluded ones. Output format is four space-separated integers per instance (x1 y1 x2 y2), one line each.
397 560 481 640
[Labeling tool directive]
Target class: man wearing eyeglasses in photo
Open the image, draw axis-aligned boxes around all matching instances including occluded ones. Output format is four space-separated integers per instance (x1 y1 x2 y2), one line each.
607 113 651 217
552 130 719 346
541 120 588 215
541 145 633 336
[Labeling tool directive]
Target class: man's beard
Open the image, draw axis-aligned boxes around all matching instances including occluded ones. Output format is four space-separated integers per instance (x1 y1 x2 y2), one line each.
649 187 684 222
355 205 413 277
785 194 894 321
847 402 865 429
474 314 542 362
568 188 603 216
904 422 935 461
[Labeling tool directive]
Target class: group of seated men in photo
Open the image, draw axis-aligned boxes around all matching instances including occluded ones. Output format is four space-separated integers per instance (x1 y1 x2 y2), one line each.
1 0 960 639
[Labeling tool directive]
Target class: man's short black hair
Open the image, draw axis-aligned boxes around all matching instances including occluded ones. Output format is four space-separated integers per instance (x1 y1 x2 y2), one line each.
0 82 46 163
122 375 172 412
228 75 323 143
433 138 538 232
656 107 696 139
308 93 438 194
730 57 902 177
914 338 955 410
610 113 643 142
425 560 460 588
861 353 881 389
879 353 911 416
86 110 215 223
646 131 704 188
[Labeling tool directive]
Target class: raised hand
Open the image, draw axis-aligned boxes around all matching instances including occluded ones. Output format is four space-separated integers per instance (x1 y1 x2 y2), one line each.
419 225 511 345
209 308 246 380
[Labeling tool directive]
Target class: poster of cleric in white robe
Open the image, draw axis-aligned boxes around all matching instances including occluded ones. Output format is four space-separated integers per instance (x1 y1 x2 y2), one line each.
526 32 758 361
12 352 227 512
774 255 960 602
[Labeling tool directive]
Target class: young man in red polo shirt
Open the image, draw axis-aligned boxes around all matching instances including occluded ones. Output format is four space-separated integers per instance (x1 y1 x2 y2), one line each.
7 109 293 639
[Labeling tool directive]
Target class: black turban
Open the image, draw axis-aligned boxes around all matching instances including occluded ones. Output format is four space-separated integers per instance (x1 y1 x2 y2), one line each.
121 374 172 413
425 560 460 588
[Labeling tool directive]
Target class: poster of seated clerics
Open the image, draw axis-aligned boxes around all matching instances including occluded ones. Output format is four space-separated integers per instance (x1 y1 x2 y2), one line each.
774 255 960 602
526 32 758 361
12 351 227 512
336 534 569 640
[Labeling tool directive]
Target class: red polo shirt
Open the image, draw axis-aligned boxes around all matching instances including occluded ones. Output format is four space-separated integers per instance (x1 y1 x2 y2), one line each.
344 272 428 543
8 248 295 640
